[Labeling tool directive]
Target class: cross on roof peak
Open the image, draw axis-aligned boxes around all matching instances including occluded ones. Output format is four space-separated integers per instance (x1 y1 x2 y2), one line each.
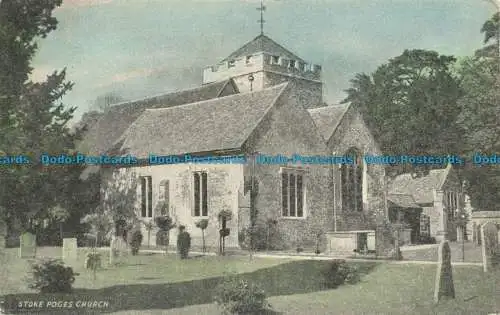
257 0 266 35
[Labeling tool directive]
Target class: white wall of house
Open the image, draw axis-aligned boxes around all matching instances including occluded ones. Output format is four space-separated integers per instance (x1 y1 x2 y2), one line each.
104 162 245 250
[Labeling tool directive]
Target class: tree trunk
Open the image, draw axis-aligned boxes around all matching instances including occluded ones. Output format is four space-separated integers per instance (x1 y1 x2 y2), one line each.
147 230 151 248
59 222 63 244
202 230 205 253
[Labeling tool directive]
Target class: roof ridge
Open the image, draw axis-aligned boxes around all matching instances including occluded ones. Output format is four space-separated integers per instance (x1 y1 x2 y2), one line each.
103 80 230 110
143 82 288 112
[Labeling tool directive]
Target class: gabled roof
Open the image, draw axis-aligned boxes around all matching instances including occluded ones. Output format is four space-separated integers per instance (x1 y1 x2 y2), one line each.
79 80 237 155
388 165 452 204
118 83 289 157
387 193 419 208
221 34 304 63
307 104 350 141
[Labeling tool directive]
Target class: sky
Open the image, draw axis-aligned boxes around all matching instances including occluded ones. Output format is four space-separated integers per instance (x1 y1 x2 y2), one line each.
30 0 496 123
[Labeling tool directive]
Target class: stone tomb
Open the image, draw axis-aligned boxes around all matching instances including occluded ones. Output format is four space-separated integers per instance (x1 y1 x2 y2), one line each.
434 240 455 303
480 222 499 272
62 238 78 264
19 232 36 258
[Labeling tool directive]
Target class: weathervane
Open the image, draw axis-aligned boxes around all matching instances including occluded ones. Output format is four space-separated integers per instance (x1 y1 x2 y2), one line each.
257 0 266 35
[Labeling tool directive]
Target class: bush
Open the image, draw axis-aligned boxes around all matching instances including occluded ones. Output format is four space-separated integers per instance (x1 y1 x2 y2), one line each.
322 260 360 288
128 230 143 255
214 278 270 314
84 252 102 270
154 216 175 231
239 225 271 251
27 259 79 293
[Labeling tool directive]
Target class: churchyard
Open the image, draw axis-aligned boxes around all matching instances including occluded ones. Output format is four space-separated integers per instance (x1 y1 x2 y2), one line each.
1 241 500 315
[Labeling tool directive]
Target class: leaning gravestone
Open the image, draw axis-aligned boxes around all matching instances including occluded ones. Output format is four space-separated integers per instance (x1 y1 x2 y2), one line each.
62 238 78 264
110 235 128 265
480 222 499 273
434 240 455 303
19 232 36 258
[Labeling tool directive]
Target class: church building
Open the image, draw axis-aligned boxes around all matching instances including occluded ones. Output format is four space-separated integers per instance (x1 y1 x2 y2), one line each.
82 32 388 254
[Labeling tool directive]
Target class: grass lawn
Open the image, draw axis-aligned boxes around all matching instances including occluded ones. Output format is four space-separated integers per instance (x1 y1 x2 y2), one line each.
0 247 499 315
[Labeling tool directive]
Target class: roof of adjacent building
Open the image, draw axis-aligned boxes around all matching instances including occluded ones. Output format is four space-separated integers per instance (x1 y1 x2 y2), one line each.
118 82 289 157
307 104 350 141
388 165 452 204
387 193 420 208
221 34 305 63
79 79 237 155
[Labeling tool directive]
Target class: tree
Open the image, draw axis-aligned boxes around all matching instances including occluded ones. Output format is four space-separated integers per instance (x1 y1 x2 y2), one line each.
141 220 154 248
195 219 209 253
475 12 500 60
343 49 464 177
90 92 125 112
0 0 91 233
455 12 500 210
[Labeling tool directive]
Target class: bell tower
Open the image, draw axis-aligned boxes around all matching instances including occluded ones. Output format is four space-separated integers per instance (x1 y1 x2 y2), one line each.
202 1 323 108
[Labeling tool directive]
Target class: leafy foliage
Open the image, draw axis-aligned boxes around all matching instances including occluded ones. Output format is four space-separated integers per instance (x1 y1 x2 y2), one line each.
213 278 271 314
322 260 360 288
80 211 114 246
475 12 500 59
26 258 78 293
343 49 464 177
84 252 102 270
154 216 175 231
0 0 98 235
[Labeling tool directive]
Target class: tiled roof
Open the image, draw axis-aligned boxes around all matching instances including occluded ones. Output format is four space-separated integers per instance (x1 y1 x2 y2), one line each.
79 80 237 155
118 83 289 158
222 34 304 63
307 104 350 141
389 166 451 204
387 194 419 208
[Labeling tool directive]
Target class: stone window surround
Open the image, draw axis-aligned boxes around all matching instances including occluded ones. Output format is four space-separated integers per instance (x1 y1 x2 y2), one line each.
340 147 364 213
279 167 307 219
158 179 170 216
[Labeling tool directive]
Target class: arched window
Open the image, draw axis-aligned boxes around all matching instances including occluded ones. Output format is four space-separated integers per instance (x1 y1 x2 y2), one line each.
341 148 363 212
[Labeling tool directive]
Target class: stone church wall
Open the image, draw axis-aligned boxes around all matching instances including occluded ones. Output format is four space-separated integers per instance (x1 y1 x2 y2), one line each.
329 107 386 231
243 83 334 251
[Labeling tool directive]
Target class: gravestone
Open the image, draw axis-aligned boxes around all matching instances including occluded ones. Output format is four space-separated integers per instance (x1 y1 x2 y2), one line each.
19 232 36 258
62 238 78 264
434 240 455 303
109 235 128 265
480 222 499 273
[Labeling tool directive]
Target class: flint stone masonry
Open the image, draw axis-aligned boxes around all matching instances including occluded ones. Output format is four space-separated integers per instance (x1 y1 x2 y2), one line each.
434 240 455 303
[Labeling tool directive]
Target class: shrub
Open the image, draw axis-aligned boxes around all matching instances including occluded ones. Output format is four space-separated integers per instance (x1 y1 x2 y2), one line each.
214 278 270 314
155 216 175 231
322 260 360 288
239 225 270 251
128 230 143 255
84 252 102 270
27 259 79 293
